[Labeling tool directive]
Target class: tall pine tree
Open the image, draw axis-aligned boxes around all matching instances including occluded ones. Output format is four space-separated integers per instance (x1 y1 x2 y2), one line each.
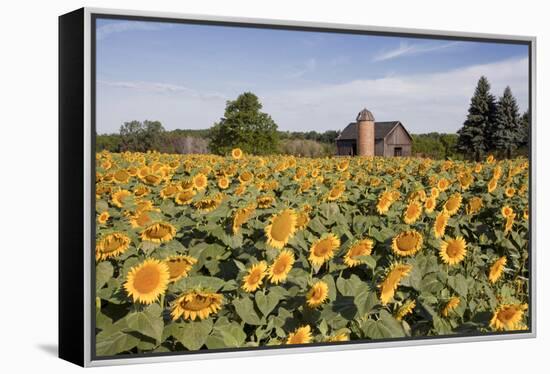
518 110 530 148
456 76 496 160
492 86 521 158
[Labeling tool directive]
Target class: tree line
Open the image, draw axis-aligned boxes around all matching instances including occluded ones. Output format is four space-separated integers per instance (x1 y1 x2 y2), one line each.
456 76 529 160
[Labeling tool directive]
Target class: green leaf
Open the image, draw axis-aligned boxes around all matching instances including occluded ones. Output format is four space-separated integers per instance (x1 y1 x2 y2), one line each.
218 324 247 348
124 304 164 343
362 311 406 339
255 290 282 317
233 297 263 325
172 319 213 351
96 319 139 356
448 274 469 297
172 276 225 293
96 261 114 290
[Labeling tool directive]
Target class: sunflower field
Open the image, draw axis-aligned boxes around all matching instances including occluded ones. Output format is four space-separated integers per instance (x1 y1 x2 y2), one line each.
94 149 530 356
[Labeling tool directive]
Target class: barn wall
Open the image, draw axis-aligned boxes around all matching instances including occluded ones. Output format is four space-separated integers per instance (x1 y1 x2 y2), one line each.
384 125 412 156
336 140 356 156
375 139 384 156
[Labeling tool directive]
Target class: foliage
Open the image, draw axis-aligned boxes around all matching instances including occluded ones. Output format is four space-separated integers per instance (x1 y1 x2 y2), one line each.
118 120 168 152
412 133 460 159
95 150 530 356
209 92 279 155
279 139 335 157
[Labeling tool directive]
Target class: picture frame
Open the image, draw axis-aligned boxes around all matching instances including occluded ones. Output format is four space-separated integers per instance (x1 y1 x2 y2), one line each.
59 7 536 367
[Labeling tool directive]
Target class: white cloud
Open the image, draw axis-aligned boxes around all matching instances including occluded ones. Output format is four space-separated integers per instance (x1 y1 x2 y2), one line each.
96 58 529 135
260 57 529 134
372 41 461 62
96 21 169 40
285 58 317 78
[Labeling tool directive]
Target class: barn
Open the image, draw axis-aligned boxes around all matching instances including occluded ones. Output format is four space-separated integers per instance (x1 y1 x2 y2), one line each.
335 108 413 157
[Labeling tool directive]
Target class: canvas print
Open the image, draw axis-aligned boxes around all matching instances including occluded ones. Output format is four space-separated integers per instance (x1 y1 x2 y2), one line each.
93 17 531 358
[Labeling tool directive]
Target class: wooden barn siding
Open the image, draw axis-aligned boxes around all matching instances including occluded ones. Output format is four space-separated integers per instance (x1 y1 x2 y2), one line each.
383 125 412 157
375 139 384 156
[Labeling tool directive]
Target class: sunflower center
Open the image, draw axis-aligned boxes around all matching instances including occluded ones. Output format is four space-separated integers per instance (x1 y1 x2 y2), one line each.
146 224 170 239
102 236 125 253
133 266 161 294
166 260 191 279
396 234 418 251
247 270 262 285
183 295 213 311
350 244 367 258
446 241 461 257
273 260 288 274
270 213 293 241
136 212 151 226
498 307 520 323
313 239 333 257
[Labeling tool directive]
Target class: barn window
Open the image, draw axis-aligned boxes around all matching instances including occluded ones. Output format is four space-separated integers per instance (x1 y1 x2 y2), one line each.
394 147 402 157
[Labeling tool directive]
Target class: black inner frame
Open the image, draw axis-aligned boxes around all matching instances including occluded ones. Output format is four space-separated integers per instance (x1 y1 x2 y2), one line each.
90 12 534 361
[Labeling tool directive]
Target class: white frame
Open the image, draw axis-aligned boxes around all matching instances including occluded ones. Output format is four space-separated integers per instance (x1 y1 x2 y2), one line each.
83 7 537 367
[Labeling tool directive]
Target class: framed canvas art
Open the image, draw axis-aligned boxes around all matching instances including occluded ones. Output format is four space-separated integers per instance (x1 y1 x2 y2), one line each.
59 7 536 367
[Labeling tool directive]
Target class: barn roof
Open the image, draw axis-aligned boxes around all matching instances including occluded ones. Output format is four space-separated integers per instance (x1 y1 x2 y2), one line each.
337 121 405 141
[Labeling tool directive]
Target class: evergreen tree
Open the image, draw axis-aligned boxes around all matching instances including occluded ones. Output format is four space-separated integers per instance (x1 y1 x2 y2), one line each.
209 92 279 155
492 86 521 158
518 110 530 148
456 76 496 160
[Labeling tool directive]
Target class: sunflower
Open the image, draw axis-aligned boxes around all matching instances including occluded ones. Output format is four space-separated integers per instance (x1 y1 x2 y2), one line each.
97 211 110 225
164 255 197 282
501 205 514 218
129 210 152 228
433 211 449 238
113 169 131 183
306 281 329 308
444 193 462 216
124 259 170 304
396 299 416 321
439 236 467 265
217 176 230 189
143 174 162 186
232 204 256 233
505 187 516 198
111 189 132 208
402 200 423 224
437 178 450 192
193 173 208 190
265 209 298 249
504 213 516 233
160 184 180 199
424 196 436 213
309 233 340 267
194 195 223 212
135 200 157 212
242 261 268 292
327 332 349 342
171 291 223 321
343 239 374 267
239 171 254 184
257 195 275 208
133 185 150 197
392 230 423 257
231 148 243 160
442 297 461 317
488 256 507 283
488 177 498 193
95 232 131 261
268 250 294 284
286 325 312 345
174 190 196 205
141 221 177 243
490 304 528 331
376 191 395 215
180 178 194 191
466 196 483 215
327 184 345 201
235 184 247 196
295 210 310 230
379 263 412 305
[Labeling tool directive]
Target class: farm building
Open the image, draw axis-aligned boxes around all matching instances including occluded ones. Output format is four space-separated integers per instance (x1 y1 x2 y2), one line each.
336 108 413 157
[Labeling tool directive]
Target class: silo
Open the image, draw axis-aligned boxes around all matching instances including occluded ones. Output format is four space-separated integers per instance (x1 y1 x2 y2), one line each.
356 108 375 156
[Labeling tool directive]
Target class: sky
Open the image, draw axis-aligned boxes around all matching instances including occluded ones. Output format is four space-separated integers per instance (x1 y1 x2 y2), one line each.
95 18 529 135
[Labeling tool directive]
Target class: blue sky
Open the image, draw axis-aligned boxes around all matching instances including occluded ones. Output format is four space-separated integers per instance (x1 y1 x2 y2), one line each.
96 18 529 134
